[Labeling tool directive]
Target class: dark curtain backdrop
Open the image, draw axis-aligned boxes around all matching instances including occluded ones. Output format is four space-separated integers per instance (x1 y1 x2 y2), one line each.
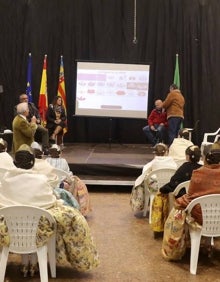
0 0 219 145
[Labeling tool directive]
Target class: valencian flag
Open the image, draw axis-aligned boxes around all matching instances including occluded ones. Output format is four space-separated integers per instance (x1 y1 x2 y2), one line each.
26 53 33 102
38 54 48 127
58 55 67 134
174 53 180 89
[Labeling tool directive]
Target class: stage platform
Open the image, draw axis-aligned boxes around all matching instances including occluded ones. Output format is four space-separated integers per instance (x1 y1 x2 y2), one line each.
61 143 154 186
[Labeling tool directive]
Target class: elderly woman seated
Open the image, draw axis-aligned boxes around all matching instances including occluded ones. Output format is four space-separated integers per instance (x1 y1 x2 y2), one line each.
45 144 91 216
0 144 99 277
151 145 202 237
130 143 177 213
161 146 220 261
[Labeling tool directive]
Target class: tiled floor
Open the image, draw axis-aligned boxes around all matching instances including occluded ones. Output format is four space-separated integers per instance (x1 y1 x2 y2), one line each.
5 189 220 282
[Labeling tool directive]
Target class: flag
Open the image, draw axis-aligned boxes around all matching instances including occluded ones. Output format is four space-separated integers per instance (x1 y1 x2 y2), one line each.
26 53 33 102
38 54 48 127
173 53 183 128
57 55 67 134
173 53 180 88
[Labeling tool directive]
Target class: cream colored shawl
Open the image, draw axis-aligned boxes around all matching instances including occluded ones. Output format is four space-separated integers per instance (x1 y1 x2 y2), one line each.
0 168 57 208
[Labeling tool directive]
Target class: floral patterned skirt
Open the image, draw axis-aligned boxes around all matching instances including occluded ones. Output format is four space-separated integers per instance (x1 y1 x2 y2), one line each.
48 205 99 271
0 205 100 272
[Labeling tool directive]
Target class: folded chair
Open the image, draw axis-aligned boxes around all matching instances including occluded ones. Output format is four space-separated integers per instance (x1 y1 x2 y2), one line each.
185 194 220 275
0 205 56 282
143 168 176 223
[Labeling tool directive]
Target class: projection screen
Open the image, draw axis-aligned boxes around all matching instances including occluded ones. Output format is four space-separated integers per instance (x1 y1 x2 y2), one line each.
75 61 150 118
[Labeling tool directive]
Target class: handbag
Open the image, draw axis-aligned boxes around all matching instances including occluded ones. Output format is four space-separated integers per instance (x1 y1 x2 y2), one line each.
161 207 187 260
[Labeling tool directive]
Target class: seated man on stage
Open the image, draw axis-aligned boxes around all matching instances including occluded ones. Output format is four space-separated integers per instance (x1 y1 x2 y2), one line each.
14 93 50 154
143 99 168 146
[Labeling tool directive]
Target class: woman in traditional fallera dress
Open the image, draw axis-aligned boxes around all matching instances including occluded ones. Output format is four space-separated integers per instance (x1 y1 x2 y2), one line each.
0 144 99 276
162 147 220 261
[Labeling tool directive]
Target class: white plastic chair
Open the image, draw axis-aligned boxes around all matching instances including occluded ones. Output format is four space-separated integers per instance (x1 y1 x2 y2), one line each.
168 180 190 212
143 168 176 223
185 194 220 275
0 205 56 282
200 128 220 155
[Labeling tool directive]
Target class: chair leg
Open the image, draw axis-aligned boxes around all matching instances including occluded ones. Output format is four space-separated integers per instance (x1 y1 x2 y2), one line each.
47 234 56 278
143 191 150 217
0 247 9 282
149 194 156 224
37 246 49 282
189 229 202 275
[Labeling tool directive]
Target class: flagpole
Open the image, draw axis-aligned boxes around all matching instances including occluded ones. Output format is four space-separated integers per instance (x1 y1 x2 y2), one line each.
174 53 180 89
26 52 33 102
38 54 48 127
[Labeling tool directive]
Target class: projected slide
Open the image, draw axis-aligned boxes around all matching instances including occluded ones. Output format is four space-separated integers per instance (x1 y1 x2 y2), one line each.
75 62 150 119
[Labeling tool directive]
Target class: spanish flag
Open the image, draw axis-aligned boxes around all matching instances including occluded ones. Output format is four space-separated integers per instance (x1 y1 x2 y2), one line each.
38 54 48 127
57 55 67 134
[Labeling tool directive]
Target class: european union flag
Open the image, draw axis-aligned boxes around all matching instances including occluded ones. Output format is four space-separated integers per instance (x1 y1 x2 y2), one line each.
26 53 33 102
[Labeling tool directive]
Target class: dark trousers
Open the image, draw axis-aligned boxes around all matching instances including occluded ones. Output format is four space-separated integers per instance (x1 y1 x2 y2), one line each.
168 117 183 145
143 124 167 146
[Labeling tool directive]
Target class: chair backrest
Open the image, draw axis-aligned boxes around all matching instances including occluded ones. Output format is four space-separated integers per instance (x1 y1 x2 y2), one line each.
214 134 220 143
169 180 190 212
144 168 176 192
185 194 220 237
202 128 220 144
185 120 200 141
0 205 56 254
173 180 190 196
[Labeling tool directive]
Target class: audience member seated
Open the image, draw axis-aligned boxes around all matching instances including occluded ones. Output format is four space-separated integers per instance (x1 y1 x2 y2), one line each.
46 96 67 144
46 144 91 216
161 145 220 261
0 138 15 171
0 144 99 277
143 99 168 146
31 142 79 209
168 128 194 167
142 143 177 174
130 143 177 213
151 145 202 235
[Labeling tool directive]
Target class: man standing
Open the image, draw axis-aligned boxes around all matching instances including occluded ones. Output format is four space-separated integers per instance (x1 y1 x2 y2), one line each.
14 93 49 154
12 102 37 152
162 84 185 145
143 99 168 146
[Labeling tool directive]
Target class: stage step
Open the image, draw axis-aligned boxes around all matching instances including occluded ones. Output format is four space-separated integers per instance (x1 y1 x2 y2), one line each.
83 179 134 186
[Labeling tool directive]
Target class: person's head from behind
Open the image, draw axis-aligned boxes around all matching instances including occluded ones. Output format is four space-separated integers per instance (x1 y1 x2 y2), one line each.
16 102 29 116
14 144 35 169
211 139 220 150
49 144 61 158
205 143 220 165
185 145 201 163
154 99 163 111
0 138 8 152
178 128 189 140
153 143 168 156
169 84 179 92
202 144 212 161
31 141 43 159
19 93 28 103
